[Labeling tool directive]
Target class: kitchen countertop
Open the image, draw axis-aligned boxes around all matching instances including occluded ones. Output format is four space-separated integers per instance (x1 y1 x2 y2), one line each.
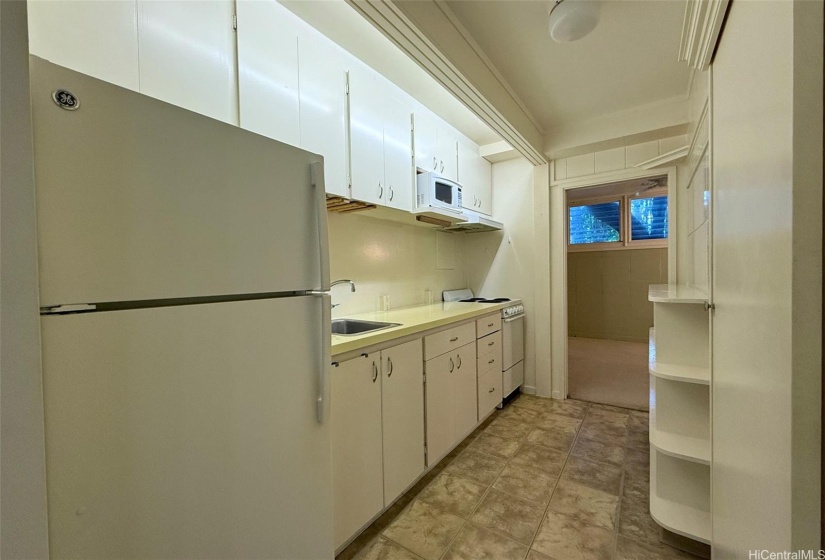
331 301 510 356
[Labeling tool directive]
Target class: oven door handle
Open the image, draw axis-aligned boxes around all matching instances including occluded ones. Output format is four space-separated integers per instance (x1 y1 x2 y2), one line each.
503 315 524 323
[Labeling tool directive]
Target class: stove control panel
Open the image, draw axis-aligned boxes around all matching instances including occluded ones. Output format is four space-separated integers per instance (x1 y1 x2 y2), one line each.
503 304 524 318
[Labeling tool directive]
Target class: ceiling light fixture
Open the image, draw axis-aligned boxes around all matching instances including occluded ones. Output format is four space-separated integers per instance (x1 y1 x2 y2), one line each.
548 0 601 43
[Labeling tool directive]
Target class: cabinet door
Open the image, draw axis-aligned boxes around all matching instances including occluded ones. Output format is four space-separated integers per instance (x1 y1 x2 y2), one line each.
236 0 300 145
28 0 140 91
298 26 349 197
457 138 479 212
381 340 424 505
349 65 385 205
453 343 478 440
137 1 238 125
413 112 438 173
425 352 455 466
331 354 383 550
382 94 413 212
476 157 493 216
436 124 458 182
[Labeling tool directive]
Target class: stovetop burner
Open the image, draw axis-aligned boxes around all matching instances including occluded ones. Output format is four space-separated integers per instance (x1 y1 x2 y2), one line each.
458 297 512 303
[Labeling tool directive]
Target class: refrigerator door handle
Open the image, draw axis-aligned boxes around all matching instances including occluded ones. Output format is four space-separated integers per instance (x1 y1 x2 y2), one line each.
311 291 332 423
311 161 331 291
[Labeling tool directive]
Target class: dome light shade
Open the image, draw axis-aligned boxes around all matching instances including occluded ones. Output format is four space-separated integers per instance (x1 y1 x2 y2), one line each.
548 0 600 43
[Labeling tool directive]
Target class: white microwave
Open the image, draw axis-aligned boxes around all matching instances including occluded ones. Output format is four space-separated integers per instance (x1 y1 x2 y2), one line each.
416 172 463 212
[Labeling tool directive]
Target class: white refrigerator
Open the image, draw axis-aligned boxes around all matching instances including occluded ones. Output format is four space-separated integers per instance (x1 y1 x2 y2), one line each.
30 57 334 559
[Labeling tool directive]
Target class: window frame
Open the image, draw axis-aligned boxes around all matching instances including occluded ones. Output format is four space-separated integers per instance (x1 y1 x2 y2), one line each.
567 188 668 252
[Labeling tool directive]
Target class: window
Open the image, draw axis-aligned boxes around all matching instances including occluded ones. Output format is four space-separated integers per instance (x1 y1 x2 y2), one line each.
568 201 622 245
568 190 668 251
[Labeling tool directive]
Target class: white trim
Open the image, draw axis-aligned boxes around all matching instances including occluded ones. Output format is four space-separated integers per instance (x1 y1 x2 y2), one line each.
551 166 678 401
679 0 730 71
635 145 689 170
345 0 546 166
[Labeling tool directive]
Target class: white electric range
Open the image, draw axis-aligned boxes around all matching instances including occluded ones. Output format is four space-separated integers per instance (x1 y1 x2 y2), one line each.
443 289 525 399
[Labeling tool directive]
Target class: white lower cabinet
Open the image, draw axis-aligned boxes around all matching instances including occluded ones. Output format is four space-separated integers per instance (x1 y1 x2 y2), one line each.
332 339 424 550
425 340 477 466
381 340 425 504
331 353 383 551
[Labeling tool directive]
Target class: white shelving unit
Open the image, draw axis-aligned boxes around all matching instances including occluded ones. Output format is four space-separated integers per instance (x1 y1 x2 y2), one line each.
648 285 711 544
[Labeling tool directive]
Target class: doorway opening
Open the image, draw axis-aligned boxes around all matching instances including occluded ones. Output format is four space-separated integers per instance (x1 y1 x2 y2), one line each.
565 176 669 410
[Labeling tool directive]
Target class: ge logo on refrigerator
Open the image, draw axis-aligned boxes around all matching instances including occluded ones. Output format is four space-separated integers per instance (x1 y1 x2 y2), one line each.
52 89 79 111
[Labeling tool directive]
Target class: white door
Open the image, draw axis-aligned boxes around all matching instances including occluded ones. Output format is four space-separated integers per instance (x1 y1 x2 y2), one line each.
457 138 478 211
41 297 332 559
381 340 425 505
348 65 385 205
425 352 455 466
27 0 140 91
331 353 384 550
236 0 301 146
413 112 438 173
453 344 478 439
298 25 348 197
476 157 493 216
382 93 413 211
30 59 326 306
137 1 238 125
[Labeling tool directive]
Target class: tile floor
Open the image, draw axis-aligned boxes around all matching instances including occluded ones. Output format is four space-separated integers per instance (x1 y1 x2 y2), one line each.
337 394 702 560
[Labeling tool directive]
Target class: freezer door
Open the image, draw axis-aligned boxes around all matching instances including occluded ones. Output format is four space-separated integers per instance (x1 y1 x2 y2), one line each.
30 57 329 307
41 297 332 559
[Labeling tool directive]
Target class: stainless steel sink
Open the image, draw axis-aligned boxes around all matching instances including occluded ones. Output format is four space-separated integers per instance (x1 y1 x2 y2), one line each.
331 319 401 336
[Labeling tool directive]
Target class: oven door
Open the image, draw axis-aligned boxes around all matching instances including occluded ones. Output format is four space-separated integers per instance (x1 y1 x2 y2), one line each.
502 314 524 369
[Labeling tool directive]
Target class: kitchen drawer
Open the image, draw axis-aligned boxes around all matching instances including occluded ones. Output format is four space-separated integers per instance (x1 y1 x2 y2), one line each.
477 331 501 358
477 351 500 378
477 368 502 419
425 322 475 361
476 313 501 338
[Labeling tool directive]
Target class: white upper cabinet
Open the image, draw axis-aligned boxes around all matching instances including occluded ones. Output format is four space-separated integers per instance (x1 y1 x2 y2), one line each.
349 65 413 210
458 137 493 216
413 111 458 183
28 0 140 91
137 1 238 125
236 0 300 145
348 65 385 206
381 91 413 212
297 25 349 198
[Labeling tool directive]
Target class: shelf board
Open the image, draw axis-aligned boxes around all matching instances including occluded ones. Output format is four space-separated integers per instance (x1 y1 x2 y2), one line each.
650 490 711 544
648 328 709 384
648 284 708 304
650 427 710 465
650 450 711 544
649 360 710 385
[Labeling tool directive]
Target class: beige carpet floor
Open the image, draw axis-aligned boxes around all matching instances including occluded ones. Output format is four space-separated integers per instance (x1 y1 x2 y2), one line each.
568 337 649 411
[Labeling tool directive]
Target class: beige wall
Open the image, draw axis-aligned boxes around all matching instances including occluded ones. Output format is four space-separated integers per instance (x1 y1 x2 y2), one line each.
0 1 51 557
567 248 667 343
465 158 537 392
327 212 467 317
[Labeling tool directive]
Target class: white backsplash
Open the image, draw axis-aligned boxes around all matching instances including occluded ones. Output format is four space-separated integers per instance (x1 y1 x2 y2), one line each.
327 212 467 317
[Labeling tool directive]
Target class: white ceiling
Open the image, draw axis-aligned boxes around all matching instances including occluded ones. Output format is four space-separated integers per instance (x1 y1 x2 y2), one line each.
442 0 691 133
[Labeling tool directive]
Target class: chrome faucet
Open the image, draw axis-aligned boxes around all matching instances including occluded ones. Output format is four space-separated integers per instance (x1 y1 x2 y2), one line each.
331 279 356 308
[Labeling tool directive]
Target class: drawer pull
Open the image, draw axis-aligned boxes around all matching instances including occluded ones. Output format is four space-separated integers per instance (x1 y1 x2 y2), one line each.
450 337 459 342
488 341 494 346
387 356 393 377
488 323 494 327
372 361 378 383
488 359 495 364
488 388 495 393
457 354 462 369
449 358 454 373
